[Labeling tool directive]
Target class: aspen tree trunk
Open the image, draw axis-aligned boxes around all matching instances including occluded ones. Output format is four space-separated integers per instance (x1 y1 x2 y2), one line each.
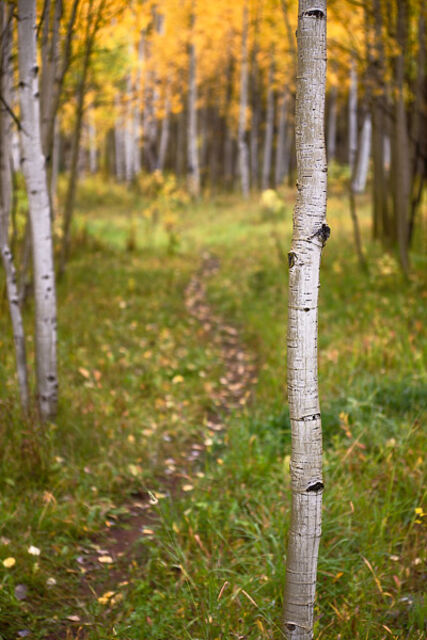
371 0 389 241
133 32 144 176
187 10 200 198
114 97 125 181
88 110 97 173
352 111 371 194
250 45 260 190
158 91 170 172
262 58 275 190
60 0 105 274
275 91 288 187
326 84 337 162
0 3 29 414
348 60 358 172
18 0 58 420
176 104 185 177
238 4 250 198
392 0 410 275
124 73 135 183
283 2 328 638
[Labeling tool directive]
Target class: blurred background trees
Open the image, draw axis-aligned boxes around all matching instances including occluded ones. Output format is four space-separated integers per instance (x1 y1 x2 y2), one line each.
0 0 425 416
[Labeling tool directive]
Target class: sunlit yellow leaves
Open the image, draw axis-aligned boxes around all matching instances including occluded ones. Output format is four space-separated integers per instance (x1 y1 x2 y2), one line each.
98 555 114 564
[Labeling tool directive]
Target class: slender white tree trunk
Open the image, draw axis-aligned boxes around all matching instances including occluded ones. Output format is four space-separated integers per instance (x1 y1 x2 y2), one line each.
88 110 97 173
348 60 358 171
283 2 328 637
275 91 287 186
352 111 371 193
238 4 250 198
114 95 125 181
262 58 275 190
187 10 200 198
0 3 29 414
124 74 135 183
158 90 170 172
327 83 337 163
18 0 58 420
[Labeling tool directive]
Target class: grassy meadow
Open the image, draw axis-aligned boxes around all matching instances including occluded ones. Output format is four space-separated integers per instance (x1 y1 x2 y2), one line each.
0 173 426 639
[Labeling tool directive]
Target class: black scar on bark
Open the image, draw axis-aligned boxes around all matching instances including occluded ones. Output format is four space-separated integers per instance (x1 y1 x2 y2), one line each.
303 10 325 19
286 623 296 631
312 223 330 246
306 481 324 493
288 252 297 268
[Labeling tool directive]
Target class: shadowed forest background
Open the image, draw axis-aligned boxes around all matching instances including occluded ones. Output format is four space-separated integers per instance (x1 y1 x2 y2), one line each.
0 0 426 638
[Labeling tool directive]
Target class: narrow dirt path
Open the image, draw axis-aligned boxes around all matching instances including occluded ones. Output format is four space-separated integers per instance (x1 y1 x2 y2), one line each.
61 253 257 636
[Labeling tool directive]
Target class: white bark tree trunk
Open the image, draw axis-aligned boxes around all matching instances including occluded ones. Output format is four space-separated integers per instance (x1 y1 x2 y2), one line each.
327 84 337 163
352 111 371 193
238 4 250 198
0 2 29 414
348 60 358 171
262 58 275 190
114 98 125 181
158 90 170 172
124 73 135 183
88 109 97 173
283 2 328 638
187 10 200 198
18 0 58 421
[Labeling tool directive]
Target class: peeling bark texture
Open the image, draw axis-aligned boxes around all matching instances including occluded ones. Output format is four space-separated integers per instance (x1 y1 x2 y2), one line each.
187 9 200 198
238 4 250 198
283 2 327 638
17 0 58 420
0 2 30 414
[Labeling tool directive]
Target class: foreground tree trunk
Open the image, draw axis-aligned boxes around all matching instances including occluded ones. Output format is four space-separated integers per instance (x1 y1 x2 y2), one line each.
0 2 29 414
283 2 328 638
18 0 58 420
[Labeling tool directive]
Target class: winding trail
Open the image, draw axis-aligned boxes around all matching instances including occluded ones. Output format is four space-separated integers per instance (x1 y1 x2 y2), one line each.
63 253 257 635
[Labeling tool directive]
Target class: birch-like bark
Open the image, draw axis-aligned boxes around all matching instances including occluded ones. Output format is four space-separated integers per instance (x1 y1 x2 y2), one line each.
0 3 29 413
352 111 371 194
158 90 170 172
114 96 125 181
238 4 250 198
348 60 358 172
18 0 58 420
262 58 275 190
326 83 337 162
283 2 328 637
187 10 200 198
124 72 135 183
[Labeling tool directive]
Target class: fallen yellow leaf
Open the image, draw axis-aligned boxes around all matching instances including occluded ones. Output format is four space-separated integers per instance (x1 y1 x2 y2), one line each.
3 557 15 568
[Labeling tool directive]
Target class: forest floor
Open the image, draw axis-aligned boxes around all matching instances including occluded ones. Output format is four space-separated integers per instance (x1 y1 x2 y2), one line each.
0 174 426 639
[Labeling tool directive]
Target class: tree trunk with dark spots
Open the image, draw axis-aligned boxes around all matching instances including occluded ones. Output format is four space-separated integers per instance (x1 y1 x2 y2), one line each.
283 2 328 637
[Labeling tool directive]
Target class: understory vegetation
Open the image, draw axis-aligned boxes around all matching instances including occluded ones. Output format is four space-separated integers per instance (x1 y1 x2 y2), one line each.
0 175 426 639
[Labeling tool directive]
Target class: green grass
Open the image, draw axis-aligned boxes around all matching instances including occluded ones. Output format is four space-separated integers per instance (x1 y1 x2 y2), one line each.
0 175 425 639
